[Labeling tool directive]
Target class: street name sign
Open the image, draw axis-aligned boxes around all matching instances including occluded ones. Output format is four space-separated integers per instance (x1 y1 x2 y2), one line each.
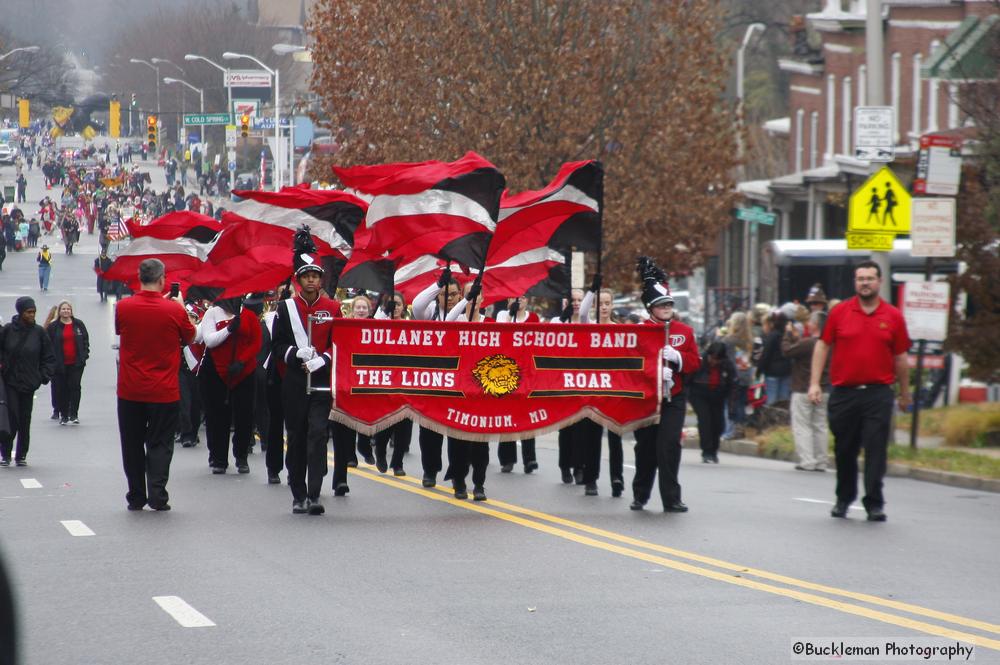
848 166 911 234
854 106 895 162
902 282 950 342
735 206 776 226
183 113 231 126
846 232 895 251
911 198 956 257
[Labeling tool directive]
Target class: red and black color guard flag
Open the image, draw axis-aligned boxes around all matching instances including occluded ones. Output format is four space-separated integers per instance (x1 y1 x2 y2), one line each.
187 185 367 297
333 151 505 270
102 211 222 289
481 161 603 306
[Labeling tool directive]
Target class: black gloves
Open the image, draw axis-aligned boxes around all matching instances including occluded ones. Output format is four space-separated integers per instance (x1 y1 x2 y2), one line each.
466 275 482 304
437 266 452 288
508 299 521 319
380 292 394 316
559 302 573 323
590 273 602 294
226 314 241 334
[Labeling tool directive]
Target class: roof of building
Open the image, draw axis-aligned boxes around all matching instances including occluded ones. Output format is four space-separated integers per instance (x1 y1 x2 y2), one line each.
922 15 998 80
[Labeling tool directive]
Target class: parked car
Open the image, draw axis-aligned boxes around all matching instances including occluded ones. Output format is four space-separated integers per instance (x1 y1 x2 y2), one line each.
0 144 16 165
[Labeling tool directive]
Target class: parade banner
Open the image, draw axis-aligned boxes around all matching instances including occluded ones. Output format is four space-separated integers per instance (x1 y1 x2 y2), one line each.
329 319 663 441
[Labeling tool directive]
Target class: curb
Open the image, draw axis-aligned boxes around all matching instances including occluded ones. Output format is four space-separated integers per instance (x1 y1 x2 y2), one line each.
683 434 1000 494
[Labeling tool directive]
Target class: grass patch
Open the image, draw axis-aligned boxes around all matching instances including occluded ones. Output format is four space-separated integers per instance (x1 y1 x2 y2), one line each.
888 445 1000 479
896 403 1000 447
752 426 797 460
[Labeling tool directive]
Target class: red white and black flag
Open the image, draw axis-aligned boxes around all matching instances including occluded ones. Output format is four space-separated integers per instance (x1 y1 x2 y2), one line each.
481 161 602 305
333 151 505 270
102 211 222 289
187 185 367 297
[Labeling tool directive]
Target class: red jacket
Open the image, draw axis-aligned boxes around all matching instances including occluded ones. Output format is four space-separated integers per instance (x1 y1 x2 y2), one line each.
271 293 342 385
645 318 701 398
116 291 197 402
207 309 262 388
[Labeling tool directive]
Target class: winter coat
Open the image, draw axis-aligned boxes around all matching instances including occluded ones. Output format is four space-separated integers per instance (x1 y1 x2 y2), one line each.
47 318 91 371
0 316 57 392
757 330 791 378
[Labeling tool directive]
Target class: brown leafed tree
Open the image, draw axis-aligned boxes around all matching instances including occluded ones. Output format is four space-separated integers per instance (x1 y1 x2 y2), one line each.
308 0 740 285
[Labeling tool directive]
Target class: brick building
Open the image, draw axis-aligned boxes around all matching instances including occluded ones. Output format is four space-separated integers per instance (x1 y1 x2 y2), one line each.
728 0 997 305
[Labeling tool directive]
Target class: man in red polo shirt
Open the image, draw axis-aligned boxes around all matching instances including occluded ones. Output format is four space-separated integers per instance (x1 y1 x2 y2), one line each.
808 260 911 522
115 258 197 511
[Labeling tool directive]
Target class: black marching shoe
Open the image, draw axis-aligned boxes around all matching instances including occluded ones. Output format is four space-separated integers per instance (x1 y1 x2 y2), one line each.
392 467 406 477
211 466 226 475
561 469 574 484
362 454 376 466
50 410 60 420
59 416 68 426
375 457 388 474
611 478 624 498
584 483 598 496
127 502 145 511
472 486 487 501
830 502 849 518
0 459 9 468
866 507 887 522
346 460 358 468
422 474 436 488
500 464 514 473
664 501 689 513
308 499 325 516
334 483 350 496
453 486 468 500
71 415 80 424
629 500 645 511
524 461 538 474
267 472 281 485
149 503 171 512
574 469 585 485
292 500 308 514
14 460 26 467
236 459 250 474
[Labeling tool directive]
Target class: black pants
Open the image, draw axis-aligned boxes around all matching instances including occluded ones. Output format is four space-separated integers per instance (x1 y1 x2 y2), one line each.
2 388 35 462
576 418 604 484
55 365 84 419
828 385 894 510
253 366 268 442
374 419 410 470
497 438 536 466
419 426 443 476
117 399 177 508
632 396 686 507
557 426 583 472
607 430 623 481
354 433 373 464
283 389 330 503
330 422 357 490
690 388 725 458
200 365 254 469
264 377 285 475
447 437 488 489
177 368 201 442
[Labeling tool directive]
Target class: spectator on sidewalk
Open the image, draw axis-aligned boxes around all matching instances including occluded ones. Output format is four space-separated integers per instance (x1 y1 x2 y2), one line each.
782 311 830 471
689 342 737 464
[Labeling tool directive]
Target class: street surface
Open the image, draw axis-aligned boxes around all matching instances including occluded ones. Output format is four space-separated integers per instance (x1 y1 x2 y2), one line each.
1 144 999 664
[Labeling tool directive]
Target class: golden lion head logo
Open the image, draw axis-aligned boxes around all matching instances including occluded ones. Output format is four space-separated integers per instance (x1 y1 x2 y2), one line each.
473 354 520 397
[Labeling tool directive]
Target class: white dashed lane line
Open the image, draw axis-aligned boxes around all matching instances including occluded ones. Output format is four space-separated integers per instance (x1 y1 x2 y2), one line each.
20 479 42 489
60 520 95 537
152 596 216 628
794 497 864 511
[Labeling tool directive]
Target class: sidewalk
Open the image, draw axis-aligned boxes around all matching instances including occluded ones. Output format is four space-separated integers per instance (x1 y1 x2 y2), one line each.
682 429 1000 494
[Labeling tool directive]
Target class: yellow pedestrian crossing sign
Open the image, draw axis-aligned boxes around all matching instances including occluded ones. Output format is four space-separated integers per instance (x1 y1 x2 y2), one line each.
848 166 911 233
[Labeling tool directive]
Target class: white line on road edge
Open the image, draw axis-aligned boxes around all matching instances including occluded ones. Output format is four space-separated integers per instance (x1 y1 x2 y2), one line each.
20 479 42 489
60 520 95 536
794 497 864 511
152 596 216 628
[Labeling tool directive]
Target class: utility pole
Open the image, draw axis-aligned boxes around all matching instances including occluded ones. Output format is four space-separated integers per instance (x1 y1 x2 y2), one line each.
866 0 892 300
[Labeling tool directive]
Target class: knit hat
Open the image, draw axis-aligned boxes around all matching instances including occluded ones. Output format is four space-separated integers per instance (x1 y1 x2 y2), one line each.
15 296 36 314
636 256 673 309
805 284 828 304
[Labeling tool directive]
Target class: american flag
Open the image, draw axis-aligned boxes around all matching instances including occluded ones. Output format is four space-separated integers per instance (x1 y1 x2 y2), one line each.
107 218 129 242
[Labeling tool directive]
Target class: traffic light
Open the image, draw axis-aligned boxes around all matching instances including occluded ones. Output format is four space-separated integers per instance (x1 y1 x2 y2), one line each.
147 115 158 151
130 93 137 108
109 99 121 138
240 114 250 138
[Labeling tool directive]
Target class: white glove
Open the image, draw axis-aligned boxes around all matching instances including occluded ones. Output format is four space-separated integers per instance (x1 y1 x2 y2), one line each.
661 366 674 384
304 356 325 373
661 345 682 366
296 347 316 361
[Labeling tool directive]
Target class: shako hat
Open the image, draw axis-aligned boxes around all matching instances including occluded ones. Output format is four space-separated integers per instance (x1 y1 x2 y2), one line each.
292 225 323 277
636 256 673 309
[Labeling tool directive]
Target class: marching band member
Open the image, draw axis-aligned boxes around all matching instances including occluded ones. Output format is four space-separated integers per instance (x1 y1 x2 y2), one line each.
490 294 539 474
372 292 412 476
197 295 262 475
271 234 342 515
177 304 204 448
344 294 376 469
630 258 700 513
257 293 286 485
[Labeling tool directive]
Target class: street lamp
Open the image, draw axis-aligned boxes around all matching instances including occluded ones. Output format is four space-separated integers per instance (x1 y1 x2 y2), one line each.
129 58 160 116
164 77 205 150
272 44 307 186
0 45 40 61
223 51 280 191
735 22 766 303
153 59 186 147
185 53 232 122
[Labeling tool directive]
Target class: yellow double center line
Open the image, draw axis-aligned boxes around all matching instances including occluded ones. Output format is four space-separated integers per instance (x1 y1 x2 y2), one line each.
337 458 1000 651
